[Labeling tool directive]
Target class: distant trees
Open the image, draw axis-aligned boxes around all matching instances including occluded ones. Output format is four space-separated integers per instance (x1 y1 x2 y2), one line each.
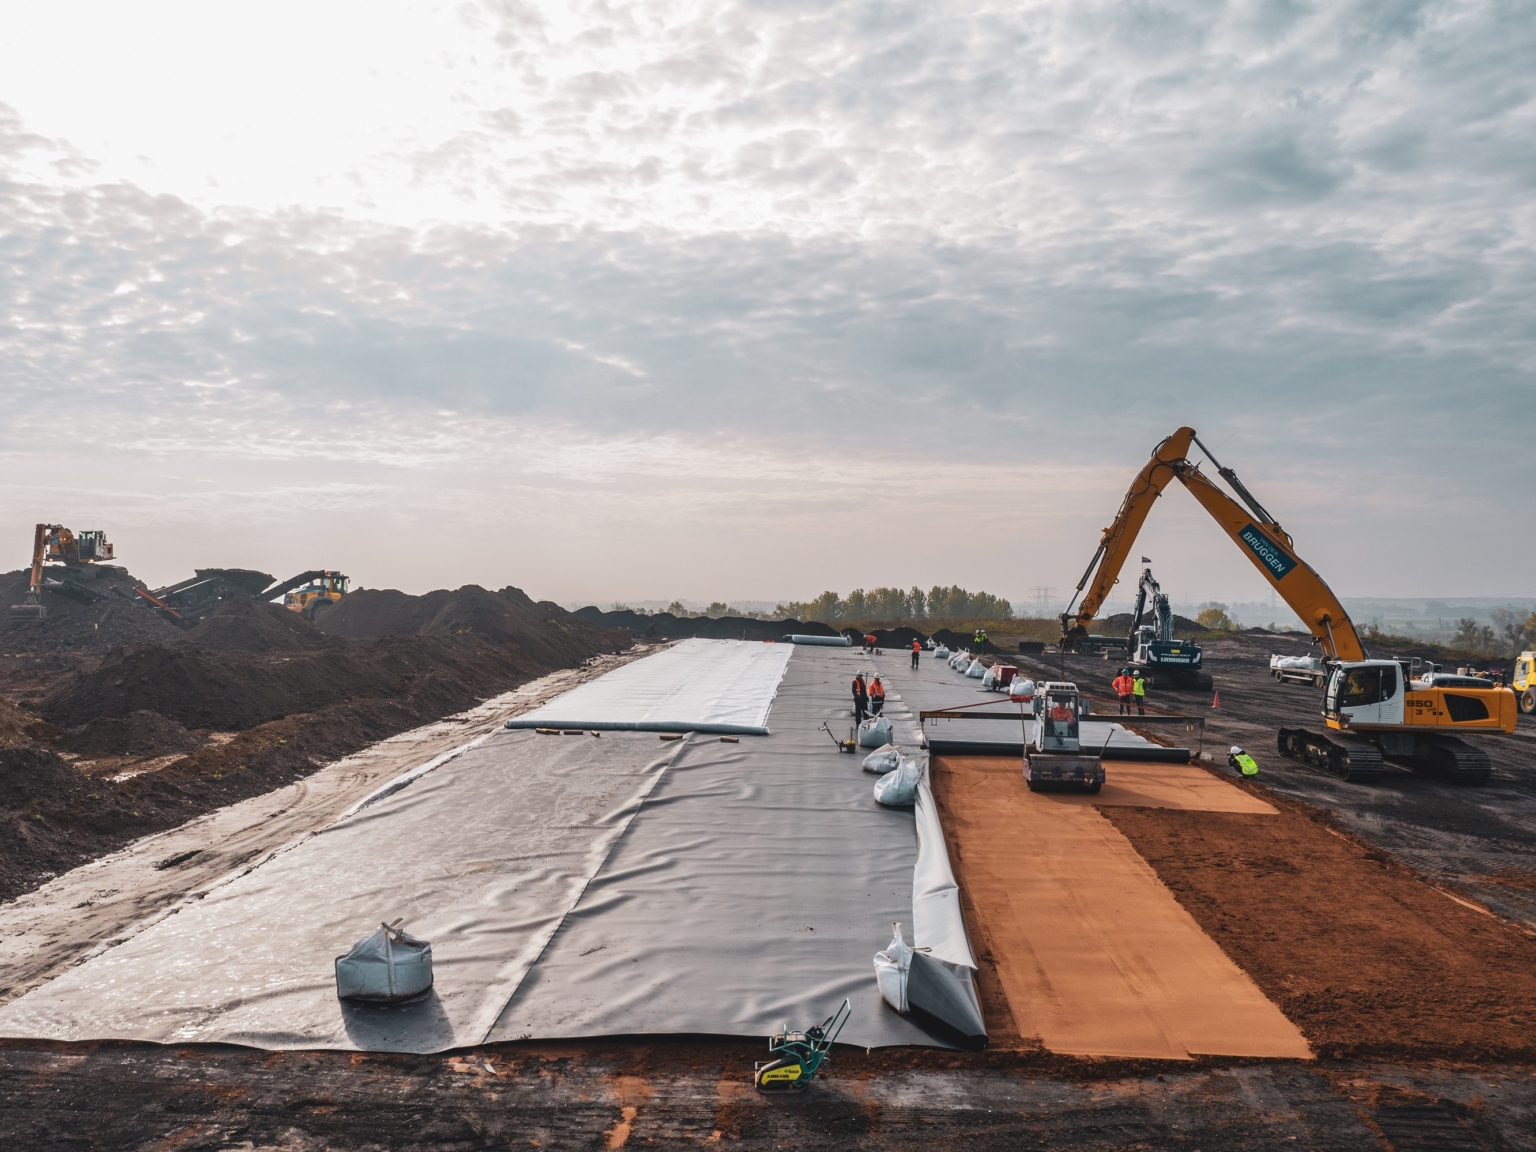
1453 617 1498 653
1490 607 1536 655
772 586 1014 624
1195 603 1235 632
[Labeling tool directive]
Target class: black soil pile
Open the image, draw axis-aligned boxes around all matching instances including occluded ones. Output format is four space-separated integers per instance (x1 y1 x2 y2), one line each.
1 585 628 902
0 744 147 900
58 711 201 758
321 586 626 658
573 606 836 643
1103 611 1206 635
184 596 342 653
2 593 183 656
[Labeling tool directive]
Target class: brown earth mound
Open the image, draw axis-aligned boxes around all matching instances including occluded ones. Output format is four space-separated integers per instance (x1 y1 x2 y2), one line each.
2 585 628 903
1101 791 1536 1061
1 594 183 654
0 744 147 898
57 711 201 758
320 585 626 658
184 596 341 653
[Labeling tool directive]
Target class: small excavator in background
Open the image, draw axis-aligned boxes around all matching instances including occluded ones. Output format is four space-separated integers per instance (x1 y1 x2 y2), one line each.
1126 564 1212 691
1060 427 1517 785
9 523 119 620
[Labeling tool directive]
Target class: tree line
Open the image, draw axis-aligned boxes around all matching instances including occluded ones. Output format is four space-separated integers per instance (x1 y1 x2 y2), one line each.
772 586 1014 624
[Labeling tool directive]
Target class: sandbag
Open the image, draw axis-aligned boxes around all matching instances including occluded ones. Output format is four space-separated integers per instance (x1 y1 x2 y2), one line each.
934 645 950 659
981 666 997 689
966 659 986 679
906 951 987 1050
1009 677 1035 702
873 752 920 806
857 714 893 748
874 922 913 1012
335 922 433 1003
862 744 902 774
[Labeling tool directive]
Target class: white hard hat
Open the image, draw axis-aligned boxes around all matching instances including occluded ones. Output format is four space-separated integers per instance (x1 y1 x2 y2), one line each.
1230 745 1243 755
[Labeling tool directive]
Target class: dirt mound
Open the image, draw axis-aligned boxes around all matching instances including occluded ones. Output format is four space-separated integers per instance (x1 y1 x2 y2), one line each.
1103 612 1205 635
870 626 927 647
1 568 183 652
184 596 340 653
319 586 627 659
573 606 832 643
58 711 201 758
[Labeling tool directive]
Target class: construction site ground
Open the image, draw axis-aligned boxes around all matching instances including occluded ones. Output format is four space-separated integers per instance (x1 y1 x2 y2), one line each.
3 618 1536 1149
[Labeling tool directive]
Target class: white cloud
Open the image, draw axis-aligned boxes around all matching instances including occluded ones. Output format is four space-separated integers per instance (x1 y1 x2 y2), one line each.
0 0 1532 602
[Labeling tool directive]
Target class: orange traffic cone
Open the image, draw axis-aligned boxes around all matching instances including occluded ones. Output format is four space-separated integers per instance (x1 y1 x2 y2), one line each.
1211 691 1220 709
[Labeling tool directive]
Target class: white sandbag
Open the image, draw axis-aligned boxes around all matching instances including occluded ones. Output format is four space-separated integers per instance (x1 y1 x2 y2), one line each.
934 645 950 659
873 922 913 1012
857 714 893 748
1270 654 1323 670
1009 677 1035 702
966 659 986 679
862 744 902 774
981 666 997 689
873 752 920 806
335 922 433 1003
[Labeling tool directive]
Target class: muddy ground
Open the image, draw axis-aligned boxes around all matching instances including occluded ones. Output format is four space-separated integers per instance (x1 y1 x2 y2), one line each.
1016 631 1536 927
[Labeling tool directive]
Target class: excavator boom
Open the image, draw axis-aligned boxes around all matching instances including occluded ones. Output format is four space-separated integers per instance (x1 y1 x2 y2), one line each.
1060 427 1195 644
1168 461 1364 661
1061 428 1364 662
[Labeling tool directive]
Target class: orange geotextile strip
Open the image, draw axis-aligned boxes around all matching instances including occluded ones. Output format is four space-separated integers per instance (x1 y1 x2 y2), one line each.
937 757 1311 1060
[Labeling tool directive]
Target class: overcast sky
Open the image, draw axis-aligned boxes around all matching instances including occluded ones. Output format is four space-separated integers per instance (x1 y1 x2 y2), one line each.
2 0 1532 610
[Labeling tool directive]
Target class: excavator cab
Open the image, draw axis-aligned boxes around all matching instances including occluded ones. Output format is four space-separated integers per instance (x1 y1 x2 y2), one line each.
1324 661 1404 727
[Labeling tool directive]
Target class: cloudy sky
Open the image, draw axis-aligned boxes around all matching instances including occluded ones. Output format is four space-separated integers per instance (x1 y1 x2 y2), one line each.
2 0 1532 610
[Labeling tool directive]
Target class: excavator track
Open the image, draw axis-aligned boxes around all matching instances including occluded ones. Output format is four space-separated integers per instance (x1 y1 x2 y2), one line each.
1393 734 1491 786
1277 727 1383 783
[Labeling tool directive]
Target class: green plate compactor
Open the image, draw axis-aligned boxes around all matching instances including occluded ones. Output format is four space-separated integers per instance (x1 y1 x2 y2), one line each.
753 999 851 1092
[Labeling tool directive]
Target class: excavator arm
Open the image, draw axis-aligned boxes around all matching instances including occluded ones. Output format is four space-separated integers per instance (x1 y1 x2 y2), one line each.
1060 427 1195 646
1061 429 1365 662
1166 460 1364 661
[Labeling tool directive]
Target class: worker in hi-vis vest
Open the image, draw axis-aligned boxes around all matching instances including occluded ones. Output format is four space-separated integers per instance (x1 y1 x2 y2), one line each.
911 638 921 669
1132 671 1147 715
1228 746 1259 777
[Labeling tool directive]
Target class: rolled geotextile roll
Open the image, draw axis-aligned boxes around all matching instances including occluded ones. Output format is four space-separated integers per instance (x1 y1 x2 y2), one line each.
784 634 853 647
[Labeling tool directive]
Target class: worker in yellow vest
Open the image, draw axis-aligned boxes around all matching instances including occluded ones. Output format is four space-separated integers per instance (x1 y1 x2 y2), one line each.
1132 671 1147 716
1227 746 1259 777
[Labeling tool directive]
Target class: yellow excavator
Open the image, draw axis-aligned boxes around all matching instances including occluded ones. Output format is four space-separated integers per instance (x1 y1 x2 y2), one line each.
1061 427 1517 784
9 523 118 620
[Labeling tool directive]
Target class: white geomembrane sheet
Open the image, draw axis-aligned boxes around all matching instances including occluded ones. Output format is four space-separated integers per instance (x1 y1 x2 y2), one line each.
504 637 792 735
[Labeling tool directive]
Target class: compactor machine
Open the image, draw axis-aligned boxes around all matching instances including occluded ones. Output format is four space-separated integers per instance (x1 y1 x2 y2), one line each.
1024 681 1103 792
1060 427 1516 785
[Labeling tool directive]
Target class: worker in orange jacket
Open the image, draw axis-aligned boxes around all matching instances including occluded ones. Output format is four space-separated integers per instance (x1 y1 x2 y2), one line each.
911 638 921 669
869 676 886 716
1112 669 1135 715
852 671 869 723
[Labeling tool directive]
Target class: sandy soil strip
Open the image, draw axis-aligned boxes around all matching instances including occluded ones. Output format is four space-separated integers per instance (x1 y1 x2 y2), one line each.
933 756 1312 1060
0 648 654 1007
1040 760 1277 814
